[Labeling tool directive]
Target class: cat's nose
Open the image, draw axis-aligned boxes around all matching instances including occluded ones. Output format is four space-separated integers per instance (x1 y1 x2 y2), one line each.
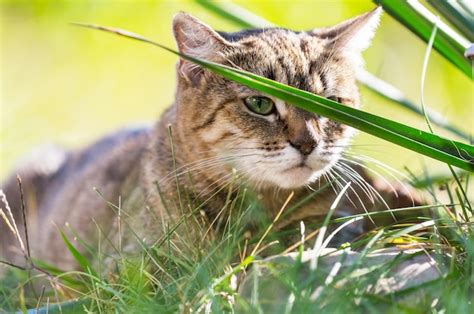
289 139 316 155
285 112 318 155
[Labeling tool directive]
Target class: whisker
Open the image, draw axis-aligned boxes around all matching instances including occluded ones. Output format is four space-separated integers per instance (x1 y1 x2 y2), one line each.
338 159 396 220
327 168 361 211
159 152 258 184
339 156 399 199
323 172 340 198
331 165 375 225
345 152 414 183
334 163 375 204
345 153 416 205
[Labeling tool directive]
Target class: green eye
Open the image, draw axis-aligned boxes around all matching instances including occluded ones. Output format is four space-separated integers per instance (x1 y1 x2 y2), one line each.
244 96 275 115
328 96 341 103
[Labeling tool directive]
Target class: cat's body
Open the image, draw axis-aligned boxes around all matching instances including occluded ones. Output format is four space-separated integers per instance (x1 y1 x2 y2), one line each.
1 9 417 271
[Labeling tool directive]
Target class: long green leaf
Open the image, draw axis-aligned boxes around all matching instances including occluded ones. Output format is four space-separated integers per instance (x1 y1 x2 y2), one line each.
195 0 271 29
356 71 471 141
196 0 472 142
59 229 98 278
374 0 472 79
427 0 474 42
72 23 474 172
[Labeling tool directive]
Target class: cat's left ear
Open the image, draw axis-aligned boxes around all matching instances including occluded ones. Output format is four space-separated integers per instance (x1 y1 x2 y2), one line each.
173 12 233 85
311 7 382 52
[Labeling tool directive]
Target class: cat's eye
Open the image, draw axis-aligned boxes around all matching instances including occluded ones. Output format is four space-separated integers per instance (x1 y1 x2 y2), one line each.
328 96 341 103
244 96 275 115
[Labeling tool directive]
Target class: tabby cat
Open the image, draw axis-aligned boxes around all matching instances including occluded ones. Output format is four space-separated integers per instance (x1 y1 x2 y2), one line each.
0 8 416 271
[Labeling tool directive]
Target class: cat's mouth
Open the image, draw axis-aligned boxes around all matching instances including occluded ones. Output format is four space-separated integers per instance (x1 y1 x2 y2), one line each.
274 163 314 189
275 156 333 189
283 161 312 173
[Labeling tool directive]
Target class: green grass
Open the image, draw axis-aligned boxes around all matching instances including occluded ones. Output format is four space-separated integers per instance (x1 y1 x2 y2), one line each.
374 0 472 79
1 167 472 313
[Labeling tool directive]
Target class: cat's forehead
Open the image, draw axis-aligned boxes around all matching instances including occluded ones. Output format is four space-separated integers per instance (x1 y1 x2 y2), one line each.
218 28 337 73
217 28 341 93
219 28 325 54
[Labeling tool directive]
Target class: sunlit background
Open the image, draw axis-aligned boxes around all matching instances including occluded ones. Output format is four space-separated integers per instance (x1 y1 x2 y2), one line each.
1 0 472 180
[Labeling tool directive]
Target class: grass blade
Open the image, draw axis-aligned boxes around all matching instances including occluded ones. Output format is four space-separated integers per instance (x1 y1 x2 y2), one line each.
71 23 474 171
356 71 471 141
427 0 474 42
197 0 472 142
195 0 272 28
59 228 98 278
310 182 351 271
374 0 472 79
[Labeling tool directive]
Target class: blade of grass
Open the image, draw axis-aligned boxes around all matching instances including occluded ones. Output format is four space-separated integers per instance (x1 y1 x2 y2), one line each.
196 0 273 29
331 203 454 224
197 0 472 142
58 228 98 278
196 57 474 171
420 18 438 134
72 23 474 171
250 192 294 257
356 71 471 142
310 182 351 271
410 170 470 189
427 0 474 42
374 0 472 79
420 20 472 213
386 220 435 240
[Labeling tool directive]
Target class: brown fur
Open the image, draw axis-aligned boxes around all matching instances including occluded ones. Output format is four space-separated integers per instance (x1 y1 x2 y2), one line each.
0 9 419 271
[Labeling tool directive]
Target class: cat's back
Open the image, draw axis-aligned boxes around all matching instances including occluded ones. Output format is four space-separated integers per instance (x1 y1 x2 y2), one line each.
1 125 152 268
42 125 151 208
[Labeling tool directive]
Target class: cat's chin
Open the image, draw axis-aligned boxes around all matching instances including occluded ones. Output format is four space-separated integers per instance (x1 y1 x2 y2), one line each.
266 165 317 189
263 160 335 189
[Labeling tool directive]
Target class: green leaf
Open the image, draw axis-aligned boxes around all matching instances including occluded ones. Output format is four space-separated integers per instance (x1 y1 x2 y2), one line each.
216 69 473 171
196 0 472 142
427 0 474 42
374 0 472 79
72 23 474 172
196 0 271 29
59 228 98 278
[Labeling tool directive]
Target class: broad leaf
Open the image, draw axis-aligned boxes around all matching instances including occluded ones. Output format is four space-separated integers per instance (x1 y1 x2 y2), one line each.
73 23 474 172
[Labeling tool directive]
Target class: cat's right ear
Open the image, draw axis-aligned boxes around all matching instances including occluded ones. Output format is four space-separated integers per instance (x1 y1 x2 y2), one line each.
173 12 231 85
310 7 382 53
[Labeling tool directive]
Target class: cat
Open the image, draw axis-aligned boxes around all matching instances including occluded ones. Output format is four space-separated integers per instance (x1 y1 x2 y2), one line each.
0 8 418 272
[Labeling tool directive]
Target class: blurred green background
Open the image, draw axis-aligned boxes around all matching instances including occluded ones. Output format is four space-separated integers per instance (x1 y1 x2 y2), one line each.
1 0 472 179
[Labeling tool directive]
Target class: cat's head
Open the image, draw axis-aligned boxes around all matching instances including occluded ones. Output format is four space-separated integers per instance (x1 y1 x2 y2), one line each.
172 9 381 189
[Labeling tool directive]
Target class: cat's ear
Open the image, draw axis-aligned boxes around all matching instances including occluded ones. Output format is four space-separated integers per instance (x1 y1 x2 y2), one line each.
173 12 232 84
311 7 382 53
